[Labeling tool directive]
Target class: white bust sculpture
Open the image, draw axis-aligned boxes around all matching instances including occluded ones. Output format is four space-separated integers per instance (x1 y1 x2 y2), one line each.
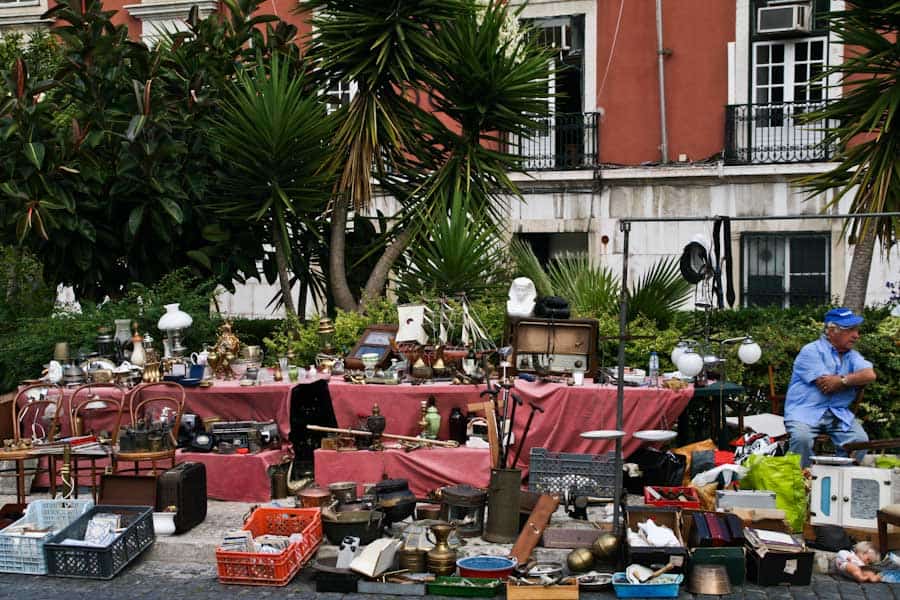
507 277 537 317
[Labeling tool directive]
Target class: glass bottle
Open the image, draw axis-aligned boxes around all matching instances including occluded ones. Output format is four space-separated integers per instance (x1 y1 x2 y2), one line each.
448 407 467 444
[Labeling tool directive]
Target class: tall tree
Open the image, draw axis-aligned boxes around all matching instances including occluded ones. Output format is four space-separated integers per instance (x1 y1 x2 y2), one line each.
797 0 900 312
207 54 333 317
303 0 553 312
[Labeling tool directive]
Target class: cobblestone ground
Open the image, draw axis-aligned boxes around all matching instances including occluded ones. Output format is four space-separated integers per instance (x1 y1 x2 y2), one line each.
1 562 899 600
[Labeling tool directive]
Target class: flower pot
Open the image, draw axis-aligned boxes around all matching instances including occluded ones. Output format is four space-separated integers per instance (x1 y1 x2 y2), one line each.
153 511 176 536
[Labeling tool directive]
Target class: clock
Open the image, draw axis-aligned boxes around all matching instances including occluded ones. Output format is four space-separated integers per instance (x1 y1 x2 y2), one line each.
344 324 398 371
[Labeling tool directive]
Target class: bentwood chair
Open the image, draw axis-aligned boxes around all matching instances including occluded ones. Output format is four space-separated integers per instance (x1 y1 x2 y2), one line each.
3 384 64 504
114 381 185 476
65 383 126 501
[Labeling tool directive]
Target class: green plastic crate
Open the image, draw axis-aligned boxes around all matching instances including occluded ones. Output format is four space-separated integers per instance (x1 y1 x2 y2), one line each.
427 576 503 597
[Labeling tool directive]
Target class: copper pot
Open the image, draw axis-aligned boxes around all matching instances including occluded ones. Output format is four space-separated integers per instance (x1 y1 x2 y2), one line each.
298 487 332 508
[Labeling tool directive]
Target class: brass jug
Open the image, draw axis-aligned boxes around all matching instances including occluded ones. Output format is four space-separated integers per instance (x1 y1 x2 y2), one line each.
426 522 457 576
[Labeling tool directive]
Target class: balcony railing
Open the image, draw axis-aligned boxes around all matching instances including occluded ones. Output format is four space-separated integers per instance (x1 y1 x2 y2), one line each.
511 112 601 171
725 101 839 165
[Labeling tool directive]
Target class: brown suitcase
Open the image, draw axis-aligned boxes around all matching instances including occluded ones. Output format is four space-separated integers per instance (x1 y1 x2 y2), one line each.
158 462 206 533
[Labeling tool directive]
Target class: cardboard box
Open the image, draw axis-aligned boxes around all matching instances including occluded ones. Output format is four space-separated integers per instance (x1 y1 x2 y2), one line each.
625 506 687 572
507 579 579 600
690 546 745 585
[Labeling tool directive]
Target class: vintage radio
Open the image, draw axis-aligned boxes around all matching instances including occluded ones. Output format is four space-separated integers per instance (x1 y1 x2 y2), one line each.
508 317 599 377
209 420 280 452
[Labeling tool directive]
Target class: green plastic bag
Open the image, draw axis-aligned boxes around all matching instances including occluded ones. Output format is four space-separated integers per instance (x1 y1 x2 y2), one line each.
742 453 807 532
875 455 900 469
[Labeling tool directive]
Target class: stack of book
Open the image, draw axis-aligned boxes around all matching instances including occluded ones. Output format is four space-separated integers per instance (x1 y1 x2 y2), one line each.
220 530 254 553
744 528 806 557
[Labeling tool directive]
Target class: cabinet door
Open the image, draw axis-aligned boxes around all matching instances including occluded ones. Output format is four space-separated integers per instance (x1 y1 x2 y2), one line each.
842 467 892 529
810 465 841 526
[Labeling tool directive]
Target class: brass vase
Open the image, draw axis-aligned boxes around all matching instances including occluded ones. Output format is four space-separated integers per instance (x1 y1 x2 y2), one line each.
426 522 457 576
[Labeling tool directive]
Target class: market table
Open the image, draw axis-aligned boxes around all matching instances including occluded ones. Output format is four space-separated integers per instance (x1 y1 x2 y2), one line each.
313 446 491 498
175 446 289 502
679 381 746 449
328 380 694 474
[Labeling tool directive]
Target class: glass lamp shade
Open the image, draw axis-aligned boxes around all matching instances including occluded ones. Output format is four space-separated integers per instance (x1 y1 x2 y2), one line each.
670 342 687 368
676 349 704 377
157 303 193 332
738 338 762 365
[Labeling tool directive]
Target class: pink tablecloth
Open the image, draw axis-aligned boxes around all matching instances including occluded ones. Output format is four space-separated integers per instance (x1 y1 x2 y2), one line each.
314 447 491 498
176 447 289 502
18 381 298 440
327 380 692 473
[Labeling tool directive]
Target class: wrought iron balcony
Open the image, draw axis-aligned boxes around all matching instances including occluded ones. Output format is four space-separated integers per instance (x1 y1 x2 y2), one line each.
511 112 601 171
725 101 839 164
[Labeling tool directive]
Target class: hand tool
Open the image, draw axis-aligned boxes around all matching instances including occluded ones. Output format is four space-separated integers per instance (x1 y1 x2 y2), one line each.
502 393 523 467
510 401 544 469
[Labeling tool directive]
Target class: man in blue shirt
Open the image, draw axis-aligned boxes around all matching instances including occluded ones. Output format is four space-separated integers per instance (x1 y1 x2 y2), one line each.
784 307 877 467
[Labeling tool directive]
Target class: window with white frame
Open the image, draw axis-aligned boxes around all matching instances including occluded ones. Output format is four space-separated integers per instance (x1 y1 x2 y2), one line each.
754 38 826 114
325 80 357 114
742 231 830 307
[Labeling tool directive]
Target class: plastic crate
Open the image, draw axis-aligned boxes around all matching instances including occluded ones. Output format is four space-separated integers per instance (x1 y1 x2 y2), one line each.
0 499 94 575
43 505 155 579
644 486 701 509
611 572 683 598
528 448 616 498
427 576 504 597
215 507 322 586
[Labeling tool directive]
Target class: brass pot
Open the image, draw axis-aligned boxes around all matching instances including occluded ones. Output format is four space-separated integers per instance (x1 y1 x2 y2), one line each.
298 487 332 509
566 548 594 573
399 547 427 573
426 522 457 576
591 532 619 561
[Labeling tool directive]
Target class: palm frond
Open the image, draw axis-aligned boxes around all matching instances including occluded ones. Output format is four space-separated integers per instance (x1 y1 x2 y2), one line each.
509 238 554 297
545 253 620 318
627 256 693 328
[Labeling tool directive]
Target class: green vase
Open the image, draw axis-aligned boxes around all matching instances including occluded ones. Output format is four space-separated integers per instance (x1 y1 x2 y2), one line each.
425 406 441 439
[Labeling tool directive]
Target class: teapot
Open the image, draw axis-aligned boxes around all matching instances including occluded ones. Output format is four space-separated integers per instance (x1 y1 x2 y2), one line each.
190 347 210 366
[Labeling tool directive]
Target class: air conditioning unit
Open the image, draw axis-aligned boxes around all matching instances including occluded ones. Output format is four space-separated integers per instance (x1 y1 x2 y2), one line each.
757 4 811 34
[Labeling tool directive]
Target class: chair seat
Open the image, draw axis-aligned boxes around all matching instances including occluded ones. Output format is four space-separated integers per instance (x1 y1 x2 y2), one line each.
116 450 176 462
880 505 900 519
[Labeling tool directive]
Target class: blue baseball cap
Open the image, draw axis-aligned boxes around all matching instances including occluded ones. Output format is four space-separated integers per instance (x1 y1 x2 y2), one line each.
824 307 864 328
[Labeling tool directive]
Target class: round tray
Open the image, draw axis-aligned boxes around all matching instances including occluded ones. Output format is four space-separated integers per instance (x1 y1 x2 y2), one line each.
580 430 626 440
633 430 677 442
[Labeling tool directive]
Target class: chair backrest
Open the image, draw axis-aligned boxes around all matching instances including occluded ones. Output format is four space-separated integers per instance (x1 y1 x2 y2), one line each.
767 365 785 415
13 383 64 444
68 383 126 443
122 381 186 450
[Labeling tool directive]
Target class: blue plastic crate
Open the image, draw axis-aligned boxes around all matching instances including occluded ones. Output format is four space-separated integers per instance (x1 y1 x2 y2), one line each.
0 499 94 575
612 573 683 598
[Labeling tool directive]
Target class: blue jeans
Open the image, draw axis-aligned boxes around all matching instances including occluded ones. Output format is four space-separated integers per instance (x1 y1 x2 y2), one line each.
785 411 869 468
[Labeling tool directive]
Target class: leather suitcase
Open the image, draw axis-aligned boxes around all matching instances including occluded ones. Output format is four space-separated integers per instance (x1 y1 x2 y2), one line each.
157 462 207 533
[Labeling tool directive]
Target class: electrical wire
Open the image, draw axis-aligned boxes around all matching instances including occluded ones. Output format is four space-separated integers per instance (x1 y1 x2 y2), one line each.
597 0 626 100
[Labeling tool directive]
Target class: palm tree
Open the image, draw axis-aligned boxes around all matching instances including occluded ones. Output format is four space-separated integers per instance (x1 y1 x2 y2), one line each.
303 0 553 312
207 53 333 317
796 1 900 312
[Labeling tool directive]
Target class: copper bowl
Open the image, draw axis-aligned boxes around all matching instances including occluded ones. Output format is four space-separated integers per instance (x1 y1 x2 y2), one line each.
688 564 731 595
416 503 442 520
298 487 332 508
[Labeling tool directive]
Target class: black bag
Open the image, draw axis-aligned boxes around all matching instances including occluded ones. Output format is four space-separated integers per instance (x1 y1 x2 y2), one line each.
624 448 686 494
810 525 854 552
534 296 570 319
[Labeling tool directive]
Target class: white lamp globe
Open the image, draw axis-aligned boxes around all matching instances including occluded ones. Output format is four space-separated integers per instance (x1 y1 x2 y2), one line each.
157 303 193 331
670 342 688 369
738 338 762 365
677 349 704 378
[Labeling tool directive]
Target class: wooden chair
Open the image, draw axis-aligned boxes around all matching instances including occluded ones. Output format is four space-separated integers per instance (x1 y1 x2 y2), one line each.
2 384 64 504
65 383 126 501
114 381 184 476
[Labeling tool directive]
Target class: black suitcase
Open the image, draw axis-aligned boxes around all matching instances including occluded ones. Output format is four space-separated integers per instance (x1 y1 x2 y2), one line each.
157 462 207 533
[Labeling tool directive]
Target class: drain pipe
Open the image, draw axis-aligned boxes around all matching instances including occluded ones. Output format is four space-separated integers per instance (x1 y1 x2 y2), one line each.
656 0 669 164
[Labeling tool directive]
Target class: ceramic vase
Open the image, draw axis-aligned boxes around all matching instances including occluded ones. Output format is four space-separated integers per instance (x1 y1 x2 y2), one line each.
153 511 176 535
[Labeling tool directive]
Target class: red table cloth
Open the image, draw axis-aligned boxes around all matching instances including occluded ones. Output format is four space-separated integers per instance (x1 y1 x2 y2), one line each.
328 380 693 474
176 446 289 502
313 447 491 498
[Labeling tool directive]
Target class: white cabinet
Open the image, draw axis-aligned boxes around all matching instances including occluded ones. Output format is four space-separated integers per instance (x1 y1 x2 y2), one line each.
810 465 900 529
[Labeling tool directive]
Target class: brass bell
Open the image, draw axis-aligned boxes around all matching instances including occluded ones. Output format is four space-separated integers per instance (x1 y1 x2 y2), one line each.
566 547 594 572
591 532 619 561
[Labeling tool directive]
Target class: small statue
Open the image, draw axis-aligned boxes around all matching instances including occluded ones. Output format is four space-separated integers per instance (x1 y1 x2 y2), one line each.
507 277 537 317
212 321 241 379
836 541 882 582
418 400 429 437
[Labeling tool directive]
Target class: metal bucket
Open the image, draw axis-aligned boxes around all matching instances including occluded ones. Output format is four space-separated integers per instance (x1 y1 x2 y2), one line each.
483 468 521 543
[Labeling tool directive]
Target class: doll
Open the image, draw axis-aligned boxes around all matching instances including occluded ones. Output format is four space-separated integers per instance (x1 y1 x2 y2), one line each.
835 541 882 582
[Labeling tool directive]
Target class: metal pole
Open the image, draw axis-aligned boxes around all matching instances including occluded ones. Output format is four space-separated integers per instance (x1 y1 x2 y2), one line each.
613 220 631 535
656 0 669 164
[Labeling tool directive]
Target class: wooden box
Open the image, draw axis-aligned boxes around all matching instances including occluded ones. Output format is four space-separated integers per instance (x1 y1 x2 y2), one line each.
509 317 599 377
507 579 579 600
625 506 687 571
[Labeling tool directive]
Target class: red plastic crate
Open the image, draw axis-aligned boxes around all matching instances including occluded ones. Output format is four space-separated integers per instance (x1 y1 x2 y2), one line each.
215 507 322 586
644 486 701 509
